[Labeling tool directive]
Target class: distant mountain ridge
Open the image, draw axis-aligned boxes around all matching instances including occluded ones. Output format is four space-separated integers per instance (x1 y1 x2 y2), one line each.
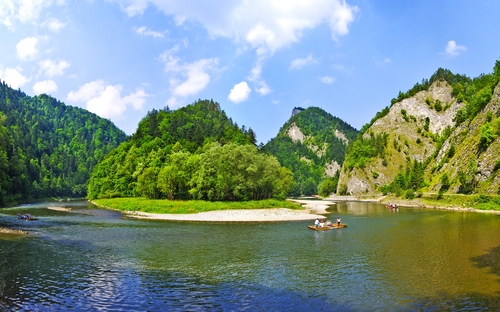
264 106 358 196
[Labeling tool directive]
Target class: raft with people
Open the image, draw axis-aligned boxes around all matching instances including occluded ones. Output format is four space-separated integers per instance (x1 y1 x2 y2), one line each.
17 213 38 221
308 218 347 230
308 224 347 230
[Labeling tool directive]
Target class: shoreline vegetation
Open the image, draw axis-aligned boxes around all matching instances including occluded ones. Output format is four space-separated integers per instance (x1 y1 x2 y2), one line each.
93 193 500 222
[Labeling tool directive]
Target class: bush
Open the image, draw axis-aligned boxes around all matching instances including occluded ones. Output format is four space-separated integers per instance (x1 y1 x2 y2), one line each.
405 189 416 199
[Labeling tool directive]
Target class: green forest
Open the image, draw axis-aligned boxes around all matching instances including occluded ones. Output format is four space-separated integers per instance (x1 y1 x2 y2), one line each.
0 80 128 206
264 107 358 196
87 100 292 201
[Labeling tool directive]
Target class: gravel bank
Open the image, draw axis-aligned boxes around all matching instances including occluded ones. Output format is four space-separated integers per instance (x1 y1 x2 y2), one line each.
124 199 338 222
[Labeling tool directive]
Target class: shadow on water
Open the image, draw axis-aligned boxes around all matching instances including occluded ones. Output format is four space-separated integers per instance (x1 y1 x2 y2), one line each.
403 228 500 311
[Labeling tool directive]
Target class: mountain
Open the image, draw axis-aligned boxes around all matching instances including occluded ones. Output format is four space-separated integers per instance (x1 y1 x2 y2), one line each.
263 106 358 196
338 61 500 196
0 80 128 206
87 100 292 201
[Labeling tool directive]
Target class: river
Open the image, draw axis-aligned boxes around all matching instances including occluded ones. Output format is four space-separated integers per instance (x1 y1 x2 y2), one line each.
1 200 500 311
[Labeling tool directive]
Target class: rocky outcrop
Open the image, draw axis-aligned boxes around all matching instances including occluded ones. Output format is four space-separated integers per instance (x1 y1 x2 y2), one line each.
339 81 466 195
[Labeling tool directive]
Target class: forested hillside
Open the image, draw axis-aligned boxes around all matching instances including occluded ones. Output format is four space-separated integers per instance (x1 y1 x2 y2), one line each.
264 107 358 196
87 100 293 201
338 60 500 197
0 80 128 206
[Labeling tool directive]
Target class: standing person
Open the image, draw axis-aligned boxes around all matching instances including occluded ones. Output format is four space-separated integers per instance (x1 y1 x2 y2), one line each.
314 218 320 228
337 217 341 226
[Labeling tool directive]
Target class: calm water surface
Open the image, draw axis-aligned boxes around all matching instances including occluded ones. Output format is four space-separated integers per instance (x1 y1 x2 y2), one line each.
1 201 500 311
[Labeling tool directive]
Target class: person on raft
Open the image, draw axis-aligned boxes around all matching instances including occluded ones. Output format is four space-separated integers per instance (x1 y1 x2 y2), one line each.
336 217 341 226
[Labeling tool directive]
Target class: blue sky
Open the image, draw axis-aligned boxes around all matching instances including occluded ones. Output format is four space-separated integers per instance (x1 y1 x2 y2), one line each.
1 0 499 144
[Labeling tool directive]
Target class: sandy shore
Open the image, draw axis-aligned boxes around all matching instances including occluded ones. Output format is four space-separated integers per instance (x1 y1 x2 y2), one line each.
0 227 28 235
123 199 338 222
47 206 72 211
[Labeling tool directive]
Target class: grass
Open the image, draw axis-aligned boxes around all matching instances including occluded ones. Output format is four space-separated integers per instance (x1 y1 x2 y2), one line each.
383 193 500 212
92 198 304 214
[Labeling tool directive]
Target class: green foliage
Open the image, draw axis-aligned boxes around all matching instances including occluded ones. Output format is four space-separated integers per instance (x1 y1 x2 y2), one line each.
381 160 425 196
264 106 357 196
344 132 388 171
479 122 496 148
338 183 348 195
0 81 127 205
88 101 290 201
440 173 450 194
458 159 478 194
94 197 303 214
318 174 339 197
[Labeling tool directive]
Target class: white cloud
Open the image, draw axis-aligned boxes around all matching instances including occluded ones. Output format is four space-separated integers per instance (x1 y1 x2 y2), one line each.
44 18 66 32
112 0 358 100
17 37 39 60
0 0 62 27
444 40 466 57
0 67 30 89
67 80 148 119
112 0 358 54
134 26 166 38
161 47 218 106
375 57 391 68
320 76 335 84
67 80 105 102
290 54 318 70
228 81 251 103
255 81 271 95
33 79 57 94
39 59 70 77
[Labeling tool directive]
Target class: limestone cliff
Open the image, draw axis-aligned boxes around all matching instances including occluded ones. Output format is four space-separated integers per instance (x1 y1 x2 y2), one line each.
338 62 500 196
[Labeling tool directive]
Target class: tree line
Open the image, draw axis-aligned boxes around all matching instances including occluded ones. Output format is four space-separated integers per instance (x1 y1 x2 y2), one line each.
87 100 291 201
0 81 127 206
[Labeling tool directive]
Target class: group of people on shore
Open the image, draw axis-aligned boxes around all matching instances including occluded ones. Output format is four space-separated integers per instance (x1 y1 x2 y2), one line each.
314 217 341 228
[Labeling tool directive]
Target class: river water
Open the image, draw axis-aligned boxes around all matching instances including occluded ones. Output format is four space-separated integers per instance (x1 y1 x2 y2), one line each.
1 201 500 311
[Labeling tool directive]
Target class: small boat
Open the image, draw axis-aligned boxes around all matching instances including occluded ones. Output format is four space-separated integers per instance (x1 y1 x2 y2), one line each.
17 213 38 221
308 224 347 230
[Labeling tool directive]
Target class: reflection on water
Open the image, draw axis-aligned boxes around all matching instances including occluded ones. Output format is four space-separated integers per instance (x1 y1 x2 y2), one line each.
1 201 500 310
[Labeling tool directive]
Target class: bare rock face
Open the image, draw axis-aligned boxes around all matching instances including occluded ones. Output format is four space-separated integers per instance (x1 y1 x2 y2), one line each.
339 81 465 195
347 175 371 194
325 161 341 177
287 124 305 143
335 129 349 145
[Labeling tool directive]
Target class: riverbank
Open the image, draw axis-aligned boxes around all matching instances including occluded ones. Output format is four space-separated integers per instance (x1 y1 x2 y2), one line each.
328 193 500 215
93 198 337 222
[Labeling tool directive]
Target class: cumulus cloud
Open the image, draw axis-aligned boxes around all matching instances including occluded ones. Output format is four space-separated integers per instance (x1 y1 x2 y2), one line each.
44 18 66 32
113 0 358 55
320 76 335 84
38 59 70 77
228 81 251 103
134 26 166 38
0 0 62 27
290 54 318 70
17 37 39 60
112 0 358 87
161 46 218 106
444 40 466 57
33 80 57 94
67 80 148 119
0 67 30 89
